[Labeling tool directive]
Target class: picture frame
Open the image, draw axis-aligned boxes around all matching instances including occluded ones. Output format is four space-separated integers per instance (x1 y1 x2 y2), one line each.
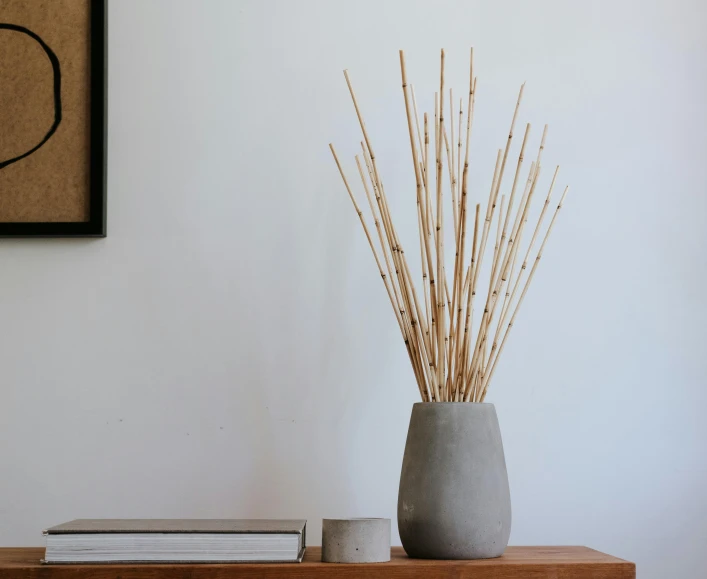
0 0 106 238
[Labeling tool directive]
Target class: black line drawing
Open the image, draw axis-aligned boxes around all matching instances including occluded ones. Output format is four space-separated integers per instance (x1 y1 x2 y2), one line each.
0 23 62 170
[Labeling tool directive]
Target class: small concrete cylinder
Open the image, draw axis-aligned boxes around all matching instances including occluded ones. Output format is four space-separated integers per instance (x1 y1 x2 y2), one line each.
321 518 391 563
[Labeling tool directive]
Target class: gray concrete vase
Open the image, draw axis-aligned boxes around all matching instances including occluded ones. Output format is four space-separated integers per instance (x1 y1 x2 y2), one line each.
398 402 511 559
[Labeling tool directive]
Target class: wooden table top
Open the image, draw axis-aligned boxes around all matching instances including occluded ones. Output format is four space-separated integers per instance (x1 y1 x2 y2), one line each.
0 546 636 578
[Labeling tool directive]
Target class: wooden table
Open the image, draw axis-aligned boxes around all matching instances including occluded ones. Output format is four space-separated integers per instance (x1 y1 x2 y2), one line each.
0 546 635 578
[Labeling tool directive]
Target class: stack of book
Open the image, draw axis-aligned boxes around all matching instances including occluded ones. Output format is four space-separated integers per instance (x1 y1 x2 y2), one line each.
42 519 306 564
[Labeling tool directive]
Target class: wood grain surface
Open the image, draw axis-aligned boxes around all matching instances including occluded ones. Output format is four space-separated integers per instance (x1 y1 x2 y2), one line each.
0 546 636 578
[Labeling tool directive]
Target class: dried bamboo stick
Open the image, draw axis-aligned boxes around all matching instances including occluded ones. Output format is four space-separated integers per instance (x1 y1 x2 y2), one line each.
479 336 488 401
435 49 447 395
434 91 439 167
475 163 543 390
389 246 428 396
348 110 414 357
420 112 434 329
457 96 463 208
506 161 537 253
417 206 432 341
411 85 425 171
459 150 502 398
359 142 405 316
489 123 531 293
394 210 435 359
537 124 548 166
449 89 459 236
472 149 503 292
448 86 474 392
461 203 480 393
448 188 468 393
463 48 475 179
396 281 432 399
400 59 437 289
424 113 430 187
459 64 476 222
359 143 428 385
452 49 477 397
329 145 386 284
379 208 435 395
499 239 519 323
399 51 441 396
480 185 569 400
483 154 538 325
431 92 438 249
453 264 471 399
422 112 436 365
489 127 547 302
446 127 462 359
443 264 453 398
491 194 506 294
331 144 430 398
397 242 438 399
518 166 560 279
443 270 453 324
450 89 456 193
464 164 541 400
472 147 502 296
398 54 434 275
403 340 426 398
379 180 426 334
343 70 385 200
488 165 560 371
462 266 472 310
485 84 525 291
444 127 459 239
487 167 541 330
355 134 417 368
408 90 434 351
424 112 434 238
425 119 453 336
356 155 403 311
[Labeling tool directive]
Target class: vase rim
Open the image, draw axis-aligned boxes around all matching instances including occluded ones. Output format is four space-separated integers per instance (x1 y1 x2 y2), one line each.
323 518 389 522
413 401 493 405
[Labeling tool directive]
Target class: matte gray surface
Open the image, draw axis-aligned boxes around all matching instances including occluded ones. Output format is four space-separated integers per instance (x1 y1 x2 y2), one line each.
397 403 511 559
321 518 391 563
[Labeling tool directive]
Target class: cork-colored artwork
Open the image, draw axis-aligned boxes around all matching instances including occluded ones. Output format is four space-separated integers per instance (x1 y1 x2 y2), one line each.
0 0 105 237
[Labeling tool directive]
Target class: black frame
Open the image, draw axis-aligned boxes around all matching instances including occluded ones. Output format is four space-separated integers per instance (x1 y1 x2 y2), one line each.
0 0 107 238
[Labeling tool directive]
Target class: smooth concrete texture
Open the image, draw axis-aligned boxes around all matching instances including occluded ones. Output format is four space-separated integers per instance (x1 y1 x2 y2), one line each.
322 518 391 563
398 403 511 559
0 2 705 577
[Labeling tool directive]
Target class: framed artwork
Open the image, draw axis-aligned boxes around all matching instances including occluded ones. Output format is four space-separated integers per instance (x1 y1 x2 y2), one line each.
0 0 106 237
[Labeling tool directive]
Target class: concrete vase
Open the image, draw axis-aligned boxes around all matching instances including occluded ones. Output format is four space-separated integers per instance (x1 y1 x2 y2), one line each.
397 402 511 559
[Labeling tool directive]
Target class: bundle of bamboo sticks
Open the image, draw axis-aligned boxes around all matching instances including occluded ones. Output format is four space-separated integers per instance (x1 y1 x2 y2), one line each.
330 49 569 402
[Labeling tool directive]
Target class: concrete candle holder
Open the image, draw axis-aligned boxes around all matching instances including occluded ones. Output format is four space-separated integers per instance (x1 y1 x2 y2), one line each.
321 518 391 563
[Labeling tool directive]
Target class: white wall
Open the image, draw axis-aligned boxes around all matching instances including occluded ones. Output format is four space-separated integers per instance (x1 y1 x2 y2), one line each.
1 0 705 576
